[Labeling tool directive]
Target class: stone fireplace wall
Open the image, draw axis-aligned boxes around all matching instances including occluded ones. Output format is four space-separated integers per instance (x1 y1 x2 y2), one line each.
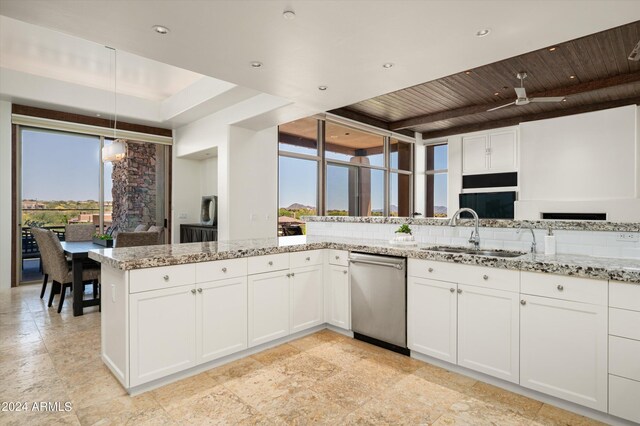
111 141 158 232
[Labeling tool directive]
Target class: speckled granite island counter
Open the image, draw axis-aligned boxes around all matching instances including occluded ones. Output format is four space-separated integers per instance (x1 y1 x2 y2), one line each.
89 235 640 284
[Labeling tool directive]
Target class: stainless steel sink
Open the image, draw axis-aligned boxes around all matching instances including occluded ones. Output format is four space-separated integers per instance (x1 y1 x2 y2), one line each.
422 246 526 258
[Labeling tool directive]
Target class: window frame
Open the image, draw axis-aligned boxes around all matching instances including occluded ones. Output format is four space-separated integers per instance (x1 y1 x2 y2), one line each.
425 142 448 218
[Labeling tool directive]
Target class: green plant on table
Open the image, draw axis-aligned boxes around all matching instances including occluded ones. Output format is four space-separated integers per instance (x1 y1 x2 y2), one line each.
93 233 113 240
395 224 412 234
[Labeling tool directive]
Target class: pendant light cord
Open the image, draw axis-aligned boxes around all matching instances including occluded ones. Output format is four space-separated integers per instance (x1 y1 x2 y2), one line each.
105 46 117 140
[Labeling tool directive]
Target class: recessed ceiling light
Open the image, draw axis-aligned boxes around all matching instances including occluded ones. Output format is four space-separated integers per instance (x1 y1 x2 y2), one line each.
250 61 263 68
345 132 350 136
476 29 491 37
465 71 472 75
569 75 576 79
96 113 101 117
382 63 394 69
318 85 328 91
152 25 170 35
548 46 558 52
562 98 568 102
494 92 500 96
282 10 296 20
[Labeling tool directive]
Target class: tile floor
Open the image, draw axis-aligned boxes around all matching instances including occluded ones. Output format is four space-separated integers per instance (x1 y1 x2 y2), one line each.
0 284 605 425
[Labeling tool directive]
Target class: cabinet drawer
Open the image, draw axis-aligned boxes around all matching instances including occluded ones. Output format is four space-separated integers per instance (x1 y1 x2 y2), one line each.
456 264 519 292
290 250 323 269
610 336 640 381
247 253 289 275
610 308 640 341
609 375 640 423
195 258 247 282
610 281 640 311
407 259 459 282
129 264 196 294
520 271 606 305
329 250 348 266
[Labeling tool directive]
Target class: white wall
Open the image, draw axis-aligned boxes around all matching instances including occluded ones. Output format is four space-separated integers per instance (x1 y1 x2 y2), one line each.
227 126 278 241
0 101 11 289
170 155 203 243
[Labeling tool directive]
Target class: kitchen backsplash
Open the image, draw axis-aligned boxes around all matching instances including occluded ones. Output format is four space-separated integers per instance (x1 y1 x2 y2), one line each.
305 220 640 259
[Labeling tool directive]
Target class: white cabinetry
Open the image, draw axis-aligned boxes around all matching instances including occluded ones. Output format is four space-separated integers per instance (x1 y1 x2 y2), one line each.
248 270 291 347
290 264 324 333
520 272 608 412
408 277 456 363
462 128 517 175
326 264 350 330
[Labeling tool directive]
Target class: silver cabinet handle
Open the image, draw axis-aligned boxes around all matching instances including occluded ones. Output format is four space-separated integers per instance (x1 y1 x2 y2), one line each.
335 256 340 260
191 289 196 294
428 267 434 273
306 257 310 261
197 288 203 293
268 261 273 266
483 275 489 280
557 285 564 291
520 299 526 305
343 270 348 275
291 272 295 277
222 267 227 273
163 275 169 281
286 273 291 278
450 288 455 293
457 288 462 294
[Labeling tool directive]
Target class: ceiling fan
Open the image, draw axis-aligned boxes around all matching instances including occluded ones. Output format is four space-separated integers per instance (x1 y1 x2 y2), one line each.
487 72 566 112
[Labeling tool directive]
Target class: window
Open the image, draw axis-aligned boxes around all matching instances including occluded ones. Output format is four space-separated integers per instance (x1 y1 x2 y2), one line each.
426 143 448 217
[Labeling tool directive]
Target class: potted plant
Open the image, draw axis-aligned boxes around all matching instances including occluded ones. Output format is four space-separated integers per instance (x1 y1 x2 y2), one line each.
394 224 415 242
92 233 114 248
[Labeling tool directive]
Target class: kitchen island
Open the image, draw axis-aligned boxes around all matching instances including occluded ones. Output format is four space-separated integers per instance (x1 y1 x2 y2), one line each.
89 236 640 424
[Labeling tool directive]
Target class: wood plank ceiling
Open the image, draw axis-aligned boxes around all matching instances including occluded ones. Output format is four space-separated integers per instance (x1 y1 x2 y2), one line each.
331 21 640 140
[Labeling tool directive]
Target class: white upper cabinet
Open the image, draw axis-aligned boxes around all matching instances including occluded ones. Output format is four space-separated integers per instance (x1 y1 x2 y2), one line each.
462 128 517 175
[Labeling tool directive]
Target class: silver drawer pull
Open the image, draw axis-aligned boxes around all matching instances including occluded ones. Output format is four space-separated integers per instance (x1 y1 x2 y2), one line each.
428 267 434 273
306 257 311 261
450 288 455 293
343 270 348 275
457 289 462 294
335 256 340 260
286 273 291 278
222 267 227 273
197 288 203 293
483 275 489 281
191 289 196 294
163 275 169 281
268 261 273 266
557 285 564 291
291 272 295 277
520 299 526 305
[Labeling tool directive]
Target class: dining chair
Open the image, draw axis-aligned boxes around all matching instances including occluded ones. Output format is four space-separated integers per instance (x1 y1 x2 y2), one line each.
38 229 100 313
133 224 149 232
65 223 96 242
147 225 164 244
30 227 52 299
115 231 160 248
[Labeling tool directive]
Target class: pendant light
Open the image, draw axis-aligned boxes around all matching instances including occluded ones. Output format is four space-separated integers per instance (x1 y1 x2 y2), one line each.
102 46 127 162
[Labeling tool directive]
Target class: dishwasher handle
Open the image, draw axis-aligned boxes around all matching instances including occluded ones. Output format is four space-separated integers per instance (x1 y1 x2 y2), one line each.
348 257 404 270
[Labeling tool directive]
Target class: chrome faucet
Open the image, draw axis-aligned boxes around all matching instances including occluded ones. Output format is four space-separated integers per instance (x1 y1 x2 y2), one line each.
517 223 537 253
449 208 480 250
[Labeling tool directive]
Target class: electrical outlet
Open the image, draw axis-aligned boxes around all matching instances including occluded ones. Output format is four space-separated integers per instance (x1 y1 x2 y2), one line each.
178 213 188 219
250 213 258 221
616 233 640 242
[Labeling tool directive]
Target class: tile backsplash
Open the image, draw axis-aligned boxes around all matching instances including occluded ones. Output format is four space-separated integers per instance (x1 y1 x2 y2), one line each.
306 222 640 259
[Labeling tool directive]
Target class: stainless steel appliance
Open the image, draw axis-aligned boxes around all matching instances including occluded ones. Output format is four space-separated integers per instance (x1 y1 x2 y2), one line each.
349 252 408 354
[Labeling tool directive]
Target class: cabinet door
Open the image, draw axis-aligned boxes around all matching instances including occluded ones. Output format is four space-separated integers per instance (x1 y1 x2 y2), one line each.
197 277 247 364
130 285 197 387
457 284 519 383
488 130 516 172
408 277 457 363
327 265 350 330
462 134 488 174
248 270 290 347
520 295 607 411
290 265 324 333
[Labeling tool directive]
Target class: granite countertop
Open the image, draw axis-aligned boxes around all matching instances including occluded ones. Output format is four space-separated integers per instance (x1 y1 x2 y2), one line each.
88 235 640 284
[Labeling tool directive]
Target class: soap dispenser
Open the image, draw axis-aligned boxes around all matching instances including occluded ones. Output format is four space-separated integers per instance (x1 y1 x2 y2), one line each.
544 227 556 255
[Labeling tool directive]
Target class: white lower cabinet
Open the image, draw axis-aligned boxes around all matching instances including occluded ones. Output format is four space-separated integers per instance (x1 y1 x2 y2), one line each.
457 284 519 383
130 285 197 387
520 294 607 412
408 277 457 363
290 265 324 333
326 264 350 330
197 276 247 363
248 270 290 347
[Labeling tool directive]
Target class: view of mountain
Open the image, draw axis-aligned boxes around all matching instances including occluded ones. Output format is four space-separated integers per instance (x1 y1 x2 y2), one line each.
286 203 315 210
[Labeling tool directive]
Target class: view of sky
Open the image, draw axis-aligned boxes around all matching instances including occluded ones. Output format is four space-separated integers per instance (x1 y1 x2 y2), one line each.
21 128 113 201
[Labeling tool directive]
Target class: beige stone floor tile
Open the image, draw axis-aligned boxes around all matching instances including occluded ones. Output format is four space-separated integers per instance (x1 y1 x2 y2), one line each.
0 321 42 347
42 327 100 353
310 370 376 411
463 381 543 419
223 366 301 411
274 352 341 388
152 372 222 411
250 343 301 365
288 333 333 352
432 397 533 426
0 410 80 426
0 352 57 382
63 365 127 409
75 393 167 425
206 356 265 385
0 373 71 405
0 310 36 325
49 350 102 376
412 363 478 393
532 403 606 426
258 387 350 425
305 340 367 367
164 384 260 425
347 357 408 392
0 338 48 364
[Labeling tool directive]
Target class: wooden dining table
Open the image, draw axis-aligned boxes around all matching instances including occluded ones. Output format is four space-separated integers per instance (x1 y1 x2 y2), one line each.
60 241 103 316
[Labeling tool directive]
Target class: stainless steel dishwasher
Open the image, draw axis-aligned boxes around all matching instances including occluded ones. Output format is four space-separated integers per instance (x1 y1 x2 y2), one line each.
349 252 408 355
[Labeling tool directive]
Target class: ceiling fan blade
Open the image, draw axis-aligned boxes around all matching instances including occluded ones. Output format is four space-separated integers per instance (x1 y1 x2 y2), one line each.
514 87 527 99
530 96 566 103
487 101 516 112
